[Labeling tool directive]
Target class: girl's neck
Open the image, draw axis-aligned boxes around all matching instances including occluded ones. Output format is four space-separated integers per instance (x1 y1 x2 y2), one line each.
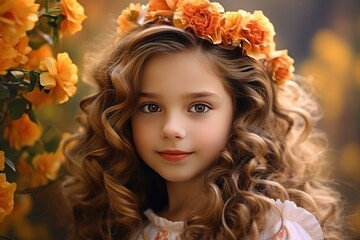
159 175 205 221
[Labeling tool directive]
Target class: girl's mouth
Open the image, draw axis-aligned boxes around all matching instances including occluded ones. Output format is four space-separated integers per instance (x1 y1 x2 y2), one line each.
158 150 192 162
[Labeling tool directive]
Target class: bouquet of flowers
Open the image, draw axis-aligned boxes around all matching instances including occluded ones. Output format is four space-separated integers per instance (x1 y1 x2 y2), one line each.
0 0 86 230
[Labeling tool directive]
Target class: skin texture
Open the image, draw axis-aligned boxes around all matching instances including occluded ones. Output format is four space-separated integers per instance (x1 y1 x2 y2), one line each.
131 51 233 220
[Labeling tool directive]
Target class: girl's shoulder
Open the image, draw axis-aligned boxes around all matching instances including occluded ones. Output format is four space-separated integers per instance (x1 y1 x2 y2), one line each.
261 199 324 240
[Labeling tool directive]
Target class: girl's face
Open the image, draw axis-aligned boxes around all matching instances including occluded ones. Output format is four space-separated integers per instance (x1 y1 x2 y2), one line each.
131 51 233 183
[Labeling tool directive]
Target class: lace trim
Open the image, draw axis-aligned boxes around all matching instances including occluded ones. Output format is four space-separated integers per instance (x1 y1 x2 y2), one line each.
144 209 184 232
274 200 323 239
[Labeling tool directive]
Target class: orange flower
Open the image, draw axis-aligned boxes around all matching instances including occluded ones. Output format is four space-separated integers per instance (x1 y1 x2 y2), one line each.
23 44 53 70
23 88 53 108
117 3 142 34
39 52 78 104
147 0 178 17
268 50 295 84
174 0 224 44
3 113 42 150
16 152 35 189
32 152 62 182
0 0 39 45
240 10 276 59
13 36 32 65
0 37 18 74
0 151 4 171
221 10 246 45
60 0 87 35
0 173 17 223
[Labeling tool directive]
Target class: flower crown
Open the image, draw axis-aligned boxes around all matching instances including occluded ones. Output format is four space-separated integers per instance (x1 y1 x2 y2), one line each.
116 0 295 85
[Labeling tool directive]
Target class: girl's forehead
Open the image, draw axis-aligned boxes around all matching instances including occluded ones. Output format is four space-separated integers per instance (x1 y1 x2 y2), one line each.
142 51 215 80
139 51 230 99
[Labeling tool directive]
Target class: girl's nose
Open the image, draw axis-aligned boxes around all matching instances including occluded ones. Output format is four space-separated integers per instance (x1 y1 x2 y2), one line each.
160 113 186 140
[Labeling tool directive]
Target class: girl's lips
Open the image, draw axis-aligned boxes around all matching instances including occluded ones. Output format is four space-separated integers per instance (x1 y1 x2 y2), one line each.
158 150 192 162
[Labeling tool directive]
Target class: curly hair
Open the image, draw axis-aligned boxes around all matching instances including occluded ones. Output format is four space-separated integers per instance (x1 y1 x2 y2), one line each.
62 24 344 239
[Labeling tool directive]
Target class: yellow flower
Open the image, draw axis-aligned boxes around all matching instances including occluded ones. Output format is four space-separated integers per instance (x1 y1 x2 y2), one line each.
3 113 42 150
23 44 53 70
0 195 32 234
0 0 39 45
117 3 142 34
147 0 178 17
16 153 35 189
23 88 54 108
32 152 61 182
174 0 224 44
221 10 245 45
0 151 4 171
268 50 295 84
0 173 17 223
39 52 78 104
240 10 276 60
13 36 32 65
0 37 18 75
60 0 87 35
0 36 31 74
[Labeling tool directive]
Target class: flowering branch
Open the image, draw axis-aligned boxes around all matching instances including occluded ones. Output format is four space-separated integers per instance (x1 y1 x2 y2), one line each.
0 0 86 228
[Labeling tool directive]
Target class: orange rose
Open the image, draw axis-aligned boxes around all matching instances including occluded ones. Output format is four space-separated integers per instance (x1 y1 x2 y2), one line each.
174 0 224 44
32 152 61 183
0 173 17 223
60 0 87 35
221 10 246 45
0 151 4 171
39 52 78 104
0 37 18 74
3 114 42 150
0 0 39 45
23 44 53 70
240 10 275 60
117 3 142 34
268 50 295 84
23 88 53 108
0 36 31 74
16 153 34 189
147 0 178 17
0 195 32 234
13 36 32 65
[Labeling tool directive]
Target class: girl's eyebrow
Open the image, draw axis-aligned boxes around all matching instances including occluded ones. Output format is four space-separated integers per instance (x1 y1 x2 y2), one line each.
139 92 160 98
139 91 219 99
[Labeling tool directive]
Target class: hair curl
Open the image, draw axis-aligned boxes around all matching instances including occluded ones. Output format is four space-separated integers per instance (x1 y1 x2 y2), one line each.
62 24 345 239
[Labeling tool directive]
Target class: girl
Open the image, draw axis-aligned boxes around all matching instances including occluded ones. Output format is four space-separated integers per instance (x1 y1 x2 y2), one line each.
62 0 345 239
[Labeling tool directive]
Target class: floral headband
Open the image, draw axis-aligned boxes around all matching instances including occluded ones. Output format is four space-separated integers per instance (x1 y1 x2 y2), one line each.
117 0 295 85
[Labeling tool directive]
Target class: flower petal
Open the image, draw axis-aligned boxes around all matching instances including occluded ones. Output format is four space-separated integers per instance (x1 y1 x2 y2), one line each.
40 72 56 89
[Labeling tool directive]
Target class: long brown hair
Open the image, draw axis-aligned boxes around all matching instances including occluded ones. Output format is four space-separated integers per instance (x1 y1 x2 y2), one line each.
63 24 344 239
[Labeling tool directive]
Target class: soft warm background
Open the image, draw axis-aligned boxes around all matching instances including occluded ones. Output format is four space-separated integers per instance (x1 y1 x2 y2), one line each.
1 0 359 239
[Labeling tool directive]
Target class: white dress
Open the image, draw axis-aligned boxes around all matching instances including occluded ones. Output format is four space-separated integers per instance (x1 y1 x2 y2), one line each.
132 200 324 240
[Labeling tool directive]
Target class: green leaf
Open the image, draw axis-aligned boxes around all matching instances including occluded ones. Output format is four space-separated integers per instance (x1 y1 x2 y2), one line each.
56 14 65 24
8 98 27 120
28 72 38 92
52 23 59 46
0 83 10 99
25 108 38 124
44 134 62 153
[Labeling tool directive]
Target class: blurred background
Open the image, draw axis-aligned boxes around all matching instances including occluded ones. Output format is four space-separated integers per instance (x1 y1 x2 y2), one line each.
1 0 359 239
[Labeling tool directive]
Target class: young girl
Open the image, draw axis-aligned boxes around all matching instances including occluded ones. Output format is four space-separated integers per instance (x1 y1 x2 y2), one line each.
62 0 344 239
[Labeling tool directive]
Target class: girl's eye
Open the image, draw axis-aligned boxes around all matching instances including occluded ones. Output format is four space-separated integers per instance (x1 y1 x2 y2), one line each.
141 104 161 113
189 104 210 113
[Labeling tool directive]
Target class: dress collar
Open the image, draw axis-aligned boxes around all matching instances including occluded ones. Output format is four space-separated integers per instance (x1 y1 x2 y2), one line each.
144 209 184 232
